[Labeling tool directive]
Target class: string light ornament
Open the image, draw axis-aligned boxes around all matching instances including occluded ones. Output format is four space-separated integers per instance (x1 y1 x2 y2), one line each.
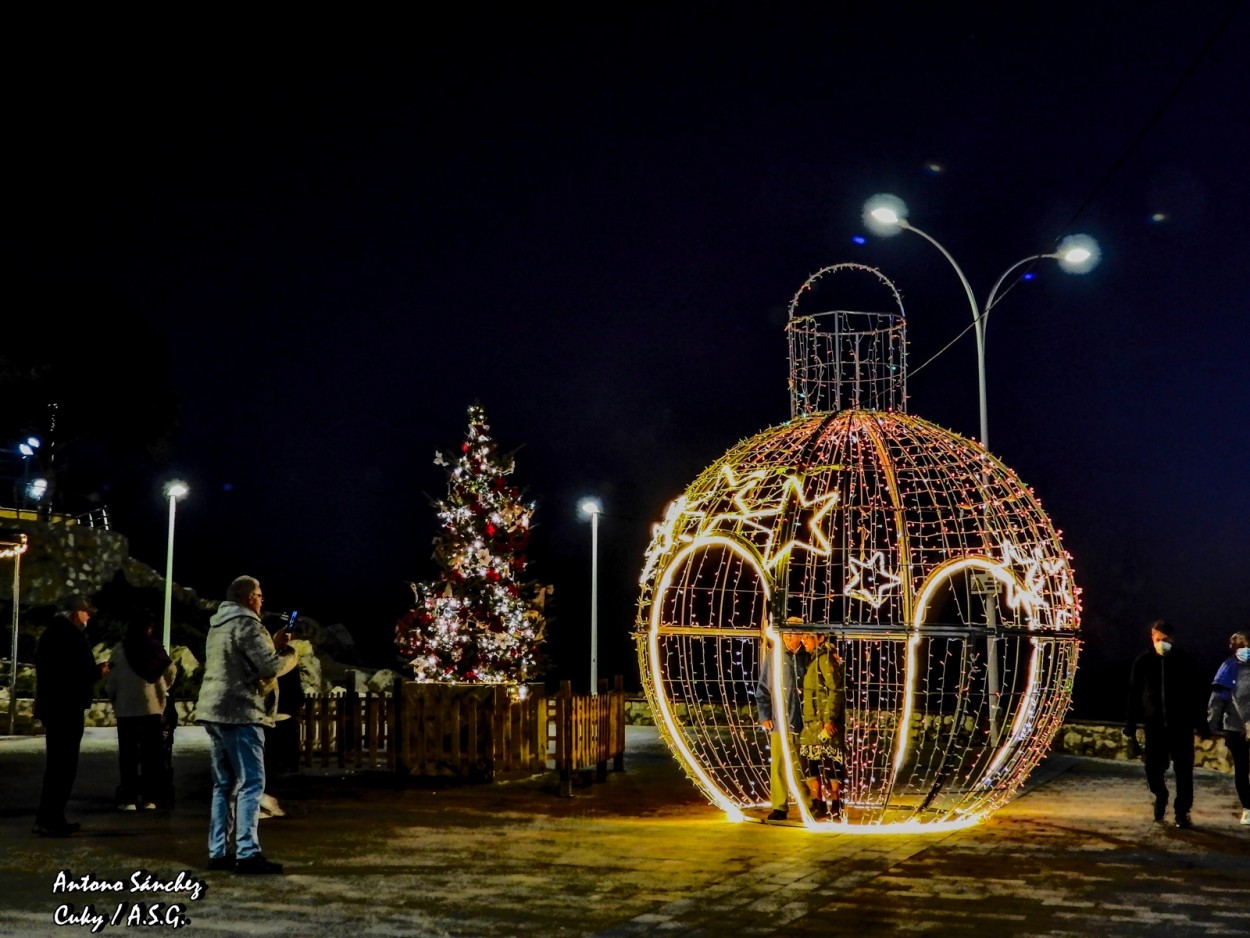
637 263 1080 831
395 404 551 684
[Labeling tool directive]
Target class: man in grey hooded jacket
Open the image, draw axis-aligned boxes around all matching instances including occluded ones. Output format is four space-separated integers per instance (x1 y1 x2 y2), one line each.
197 576 296 873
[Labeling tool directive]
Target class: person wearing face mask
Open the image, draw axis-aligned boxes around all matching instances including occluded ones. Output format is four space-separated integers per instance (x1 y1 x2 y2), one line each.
1207 631 1250 826
1124 619 1207 828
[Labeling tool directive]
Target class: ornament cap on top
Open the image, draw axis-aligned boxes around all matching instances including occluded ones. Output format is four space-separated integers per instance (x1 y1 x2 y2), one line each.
785 263 907 418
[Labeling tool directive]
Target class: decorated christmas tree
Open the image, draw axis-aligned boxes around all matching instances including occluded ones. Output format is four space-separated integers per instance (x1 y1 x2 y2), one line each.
395 404 551 683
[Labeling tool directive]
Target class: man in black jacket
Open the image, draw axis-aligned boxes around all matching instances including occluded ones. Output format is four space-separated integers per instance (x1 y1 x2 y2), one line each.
1124 619 1207 828
34 594 106 836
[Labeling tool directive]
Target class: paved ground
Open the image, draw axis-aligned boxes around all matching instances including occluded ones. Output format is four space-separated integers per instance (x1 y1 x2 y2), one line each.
1 726 1248 937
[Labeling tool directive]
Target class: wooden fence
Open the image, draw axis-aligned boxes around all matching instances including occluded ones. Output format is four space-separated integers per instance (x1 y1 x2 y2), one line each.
550 677 627 796
299 689 401 771
297 680 625 791
397 682 546 780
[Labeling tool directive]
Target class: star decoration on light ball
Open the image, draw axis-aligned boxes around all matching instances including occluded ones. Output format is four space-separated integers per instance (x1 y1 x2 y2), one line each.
844 551 903 607
998 540 1048 615
697 467 841 569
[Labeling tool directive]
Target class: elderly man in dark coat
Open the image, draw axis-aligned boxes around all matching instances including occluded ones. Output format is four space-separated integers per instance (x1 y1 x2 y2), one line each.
34 594 106 836
1125 619 1208 828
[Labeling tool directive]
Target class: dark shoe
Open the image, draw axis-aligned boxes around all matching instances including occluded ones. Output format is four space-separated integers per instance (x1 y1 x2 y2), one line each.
1175 813 1193 829
1153 798 1167 822
234 854 283 874
207 857 234 871
33 821 79 837
811 802 828 820
765 809 788 821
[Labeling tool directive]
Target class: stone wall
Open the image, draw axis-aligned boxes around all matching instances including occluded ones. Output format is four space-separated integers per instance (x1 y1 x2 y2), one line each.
3 517 132 606
2 665 400 733
1050 719 1234 772
620 698 1235 773
1 515 217 614
3 693 1236 774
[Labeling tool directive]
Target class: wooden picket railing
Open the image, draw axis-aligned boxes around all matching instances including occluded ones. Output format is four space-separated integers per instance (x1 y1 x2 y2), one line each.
550 677 627 796
297 679 625 794
299 689 401 771
397 682 546 780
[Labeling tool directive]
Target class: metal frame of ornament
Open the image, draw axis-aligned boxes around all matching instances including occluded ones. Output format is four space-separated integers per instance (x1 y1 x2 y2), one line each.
636 265 1080 832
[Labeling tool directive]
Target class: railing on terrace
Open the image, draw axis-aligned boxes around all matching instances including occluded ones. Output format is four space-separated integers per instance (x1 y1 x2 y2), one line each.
0 505 111 529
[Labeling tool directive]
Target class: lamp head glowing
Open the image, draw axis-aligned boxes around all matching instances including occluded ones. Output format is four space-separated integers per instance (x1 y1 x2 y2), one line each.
862 193 909 237
579 498 602 518
165 480 190 501
1054 234 1101 274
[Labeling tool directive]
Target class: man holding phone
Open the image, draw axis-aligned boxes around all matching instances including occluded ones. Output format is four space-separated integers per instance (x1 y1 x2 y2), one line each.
197 576 297 873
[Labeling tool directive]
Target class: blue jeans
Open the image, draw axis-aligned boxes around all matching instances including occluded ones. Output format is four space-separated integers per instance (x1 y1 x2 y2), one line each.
204 723 266 860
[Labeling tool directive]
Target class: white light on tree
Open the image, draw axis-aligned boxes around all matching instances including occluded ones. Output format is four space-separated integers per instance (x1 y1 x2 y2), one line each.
395 405 551 685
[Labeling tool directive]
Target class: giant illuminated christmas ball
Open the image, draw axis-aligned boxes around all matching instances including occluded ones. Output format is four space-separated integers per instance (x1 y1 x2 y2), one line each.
636 264 1080 831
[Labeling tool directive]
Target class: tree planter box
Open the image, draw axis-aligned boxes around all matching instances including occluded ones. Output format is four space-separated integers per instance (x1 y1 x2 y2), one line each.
397 681 545 781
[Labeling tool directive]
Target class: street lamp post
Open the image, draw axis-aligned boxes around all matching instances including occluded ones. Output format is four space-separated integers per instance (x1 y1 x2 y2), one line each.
3 530 29 736
162 481 189 651
862 194 1100 451
862 194 1099 739
579 498 602 695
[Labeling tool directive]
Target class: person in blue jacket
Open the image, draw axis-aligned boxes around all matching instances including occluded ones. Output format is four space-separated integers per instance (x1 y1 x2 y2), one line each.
1207 630 1250 826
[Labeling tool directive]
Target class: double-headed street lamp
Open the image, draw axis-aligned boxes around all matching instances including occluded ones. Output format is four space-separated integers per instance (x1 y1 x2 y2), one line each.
162 481 189 651
862 193 1100 452
862 194 1099 739
579 498 602 695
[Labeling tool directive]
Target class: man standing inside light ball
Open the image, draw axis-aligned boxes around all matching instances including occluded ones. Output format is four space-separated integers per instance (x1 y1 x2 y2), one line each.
1124 619 1207 829
756 627 808 822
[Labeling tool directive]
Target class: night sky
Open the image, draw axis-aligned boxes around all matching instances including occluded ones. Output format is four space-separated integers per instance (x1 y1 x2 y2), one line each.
6 4 1248 714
